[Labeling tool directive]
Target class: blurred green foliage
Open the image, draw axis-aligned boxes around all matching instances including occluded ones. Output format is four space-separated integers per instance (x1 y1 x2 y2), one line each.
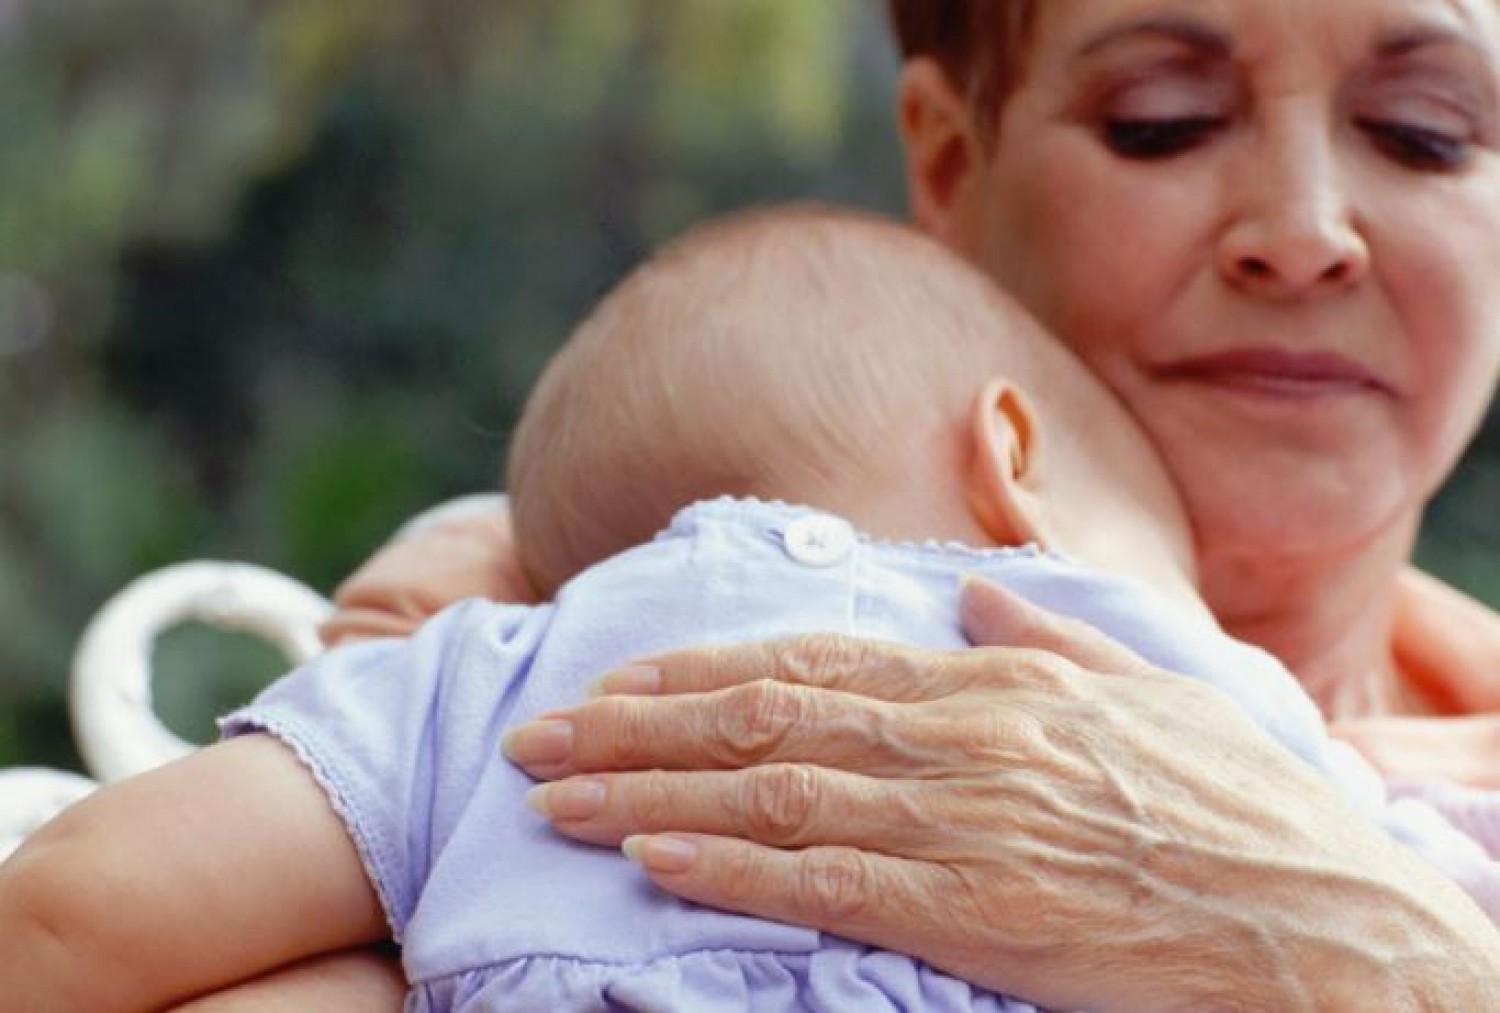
0 0 1496 776
0 0 904 770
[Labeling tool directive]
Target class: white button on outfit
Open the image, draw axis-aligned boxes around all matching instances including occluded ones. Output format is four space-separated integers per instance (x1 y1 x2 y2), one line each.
782 514 856 567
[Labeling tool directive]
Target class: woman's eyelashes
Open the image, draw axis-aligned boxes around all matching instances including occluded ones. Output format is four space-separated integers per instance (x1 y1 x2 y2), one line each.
1356 117 1473 171
1089 74 1235 159
1098 112 1476 171
1101 116 1225 158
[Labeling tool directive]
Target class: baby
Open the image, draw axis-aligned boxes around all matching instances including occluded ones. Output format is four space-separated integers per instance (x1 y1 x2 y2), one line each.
1 207 1491 1012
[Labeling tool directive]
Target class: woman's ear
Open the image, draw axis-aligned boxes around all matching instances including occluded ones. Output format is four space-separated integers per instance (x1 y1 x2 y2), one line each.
897 58 989 247
967 378 1052 548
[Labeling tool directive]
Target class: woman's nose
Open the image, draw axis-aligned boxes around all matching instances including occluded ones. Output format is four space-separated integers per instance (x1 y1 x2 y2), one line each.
1217 131 1370 299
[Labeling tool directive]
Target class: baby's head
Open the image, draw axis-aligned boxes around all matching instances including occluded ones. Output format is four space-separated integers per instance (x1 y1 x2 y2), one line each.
509 206 1198 603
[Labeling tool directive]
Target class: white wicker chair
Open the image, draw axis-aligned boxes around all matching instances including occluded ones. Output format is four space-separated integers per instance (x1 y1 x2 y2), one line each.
0 562 331 860
0 495 501 861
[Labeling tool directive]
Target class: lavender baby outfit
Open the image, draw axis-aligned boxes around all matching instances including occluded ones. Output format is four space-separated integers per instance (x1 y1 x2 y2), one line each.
223 498 1498 1011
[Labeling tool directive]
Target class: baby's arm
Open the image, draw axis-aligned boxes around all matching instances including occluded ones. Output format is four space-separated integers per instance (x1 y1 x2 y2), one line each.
165 948 406 1012
0 735 387 1012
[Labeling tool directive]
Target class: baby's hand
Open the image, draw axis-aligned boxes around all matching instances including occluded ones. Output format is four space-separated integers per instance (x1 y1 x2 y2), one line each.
1332 714 1500 790
321 500 536 646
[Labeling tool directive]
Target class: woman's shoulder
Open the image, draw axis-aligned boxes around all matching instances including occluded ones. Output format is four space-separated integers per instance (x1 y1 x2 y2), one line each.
1395 567 1500 715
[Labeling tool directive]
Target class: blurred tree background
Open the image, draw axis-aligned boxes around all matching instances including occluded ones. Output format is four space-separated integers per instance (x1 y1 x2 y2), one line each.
0 0 1496 776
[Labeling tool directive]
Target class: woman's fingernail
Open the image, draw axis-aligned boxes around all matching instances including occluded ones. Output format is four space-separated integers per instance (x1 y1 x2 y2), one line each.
622 834 698 874
525 779 606 819
961 571 1018 596
958 571 995 591
589 665 661 697
503 719 574 764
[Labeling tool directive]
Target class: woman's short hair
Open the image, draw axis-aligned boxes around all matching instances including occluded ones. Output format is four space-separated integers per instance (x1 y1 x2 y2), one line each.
887 0 1037 136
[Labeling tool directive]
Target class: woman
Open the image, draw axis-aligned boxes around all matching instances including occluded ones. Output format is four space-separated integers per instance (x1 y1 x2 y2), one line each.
180 0 1500 1008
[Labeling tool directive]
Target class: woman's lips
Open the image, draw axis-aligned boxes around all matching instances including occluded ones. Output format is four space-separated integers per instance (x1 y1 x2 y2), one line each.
1153 349 1393 399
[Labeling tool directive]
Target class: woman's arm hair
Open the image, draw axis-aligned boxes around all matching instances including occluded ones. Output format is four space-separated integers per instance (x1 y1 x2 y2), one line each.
0 736 387 1012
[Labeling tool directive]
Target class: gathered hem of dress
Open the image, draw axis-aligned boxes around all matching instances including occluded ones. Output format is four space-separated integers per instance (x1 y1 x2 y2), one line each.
406 945 1052 1012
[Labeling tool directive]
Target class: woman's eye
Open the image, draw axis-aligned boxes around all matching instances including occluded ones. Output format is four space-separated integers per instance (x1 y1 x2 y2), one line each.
1101 116 1224 158
1356 118 1472 171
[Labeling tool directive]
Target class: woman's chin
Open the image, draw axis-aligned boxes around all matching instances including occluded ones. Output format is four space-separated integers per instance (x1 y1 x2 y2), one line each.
1133 393 1422 574
1174 457 1418 578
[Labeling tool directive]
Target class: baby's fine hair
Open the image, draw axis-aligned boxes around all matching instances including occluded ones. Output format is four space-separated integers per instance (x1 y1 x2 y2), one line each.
507 205 1078 594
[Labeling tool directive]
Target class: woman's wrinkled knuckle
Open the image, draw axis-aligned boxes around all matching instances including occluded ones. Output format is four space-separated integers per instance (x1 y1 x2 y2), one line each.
713 680 801 764
796 847 874 923
998 649 1055 689
778 632 865 687
967 646 1074 697
741 764 819 846
952 709 1058 771
953 708 1021 755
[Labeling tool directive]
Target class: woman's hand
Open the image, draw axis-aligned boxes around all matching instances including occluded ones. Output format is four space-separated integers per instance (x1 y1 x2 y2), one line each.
321 499 535 646
506 578 1500 1012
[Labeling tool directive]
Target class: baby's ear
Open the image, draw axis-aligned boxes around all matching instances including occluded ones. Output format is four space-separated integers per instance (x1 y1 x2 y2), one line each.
966 378 1053 549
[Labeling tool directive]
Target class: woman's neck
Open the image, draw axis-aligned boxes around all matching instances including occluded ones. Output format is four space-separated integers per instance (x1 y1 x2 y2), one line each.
1198 517 1441 721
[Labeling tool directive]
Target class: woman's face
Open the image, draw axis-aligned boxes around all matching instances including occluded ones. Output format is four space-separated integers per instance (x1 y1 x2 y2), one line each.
945 0 1500 570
